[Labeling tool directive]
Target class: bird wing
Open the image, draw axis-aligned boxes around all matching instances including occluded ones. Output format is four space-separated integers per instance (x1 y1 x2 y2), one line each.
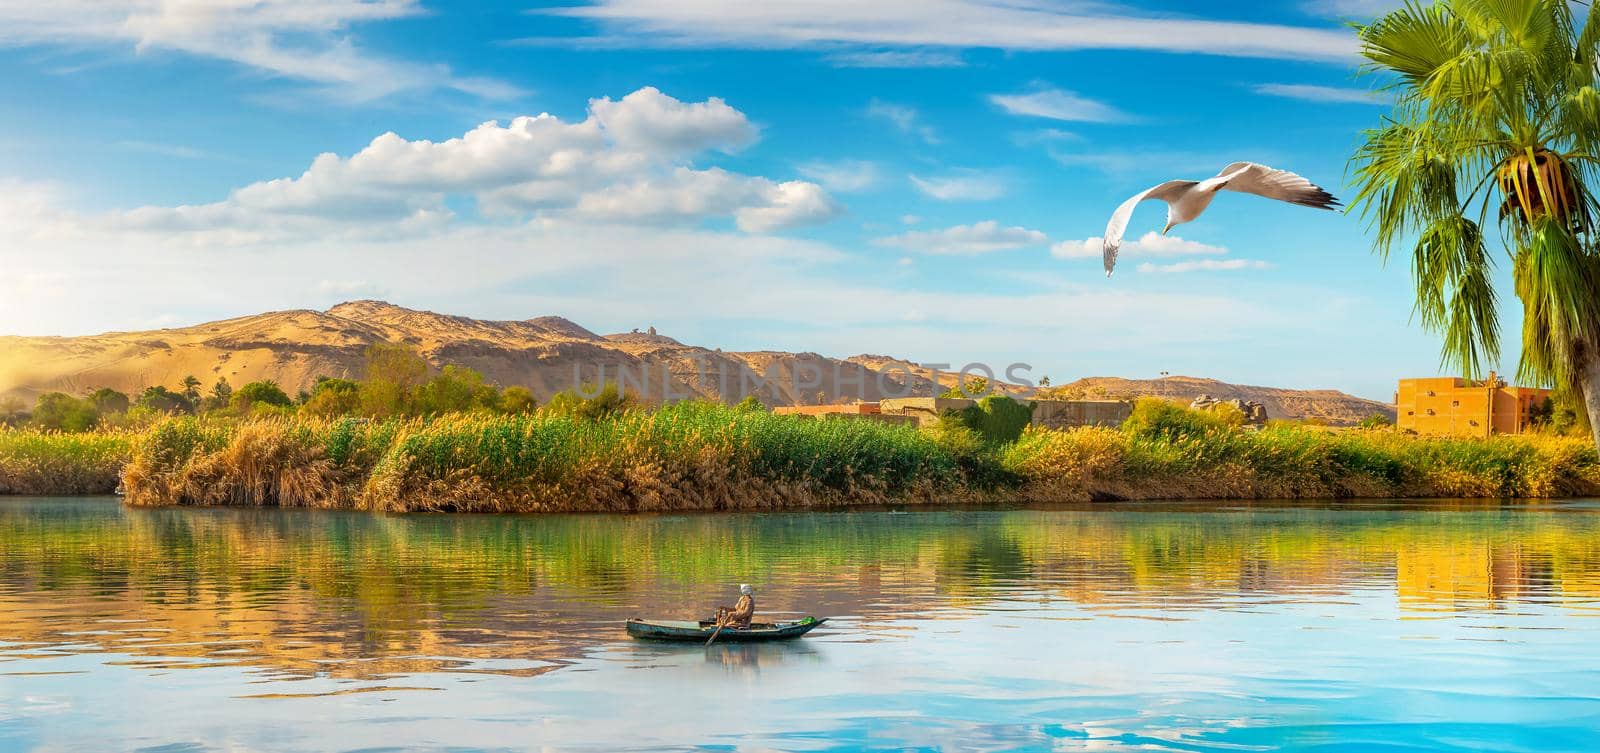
1204 162 1341 210
1102 179 1194 277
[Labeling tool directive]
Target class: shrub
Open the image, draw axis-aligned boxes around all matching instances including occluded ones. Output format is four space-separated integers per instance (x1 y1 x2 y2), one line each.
231 380 294 411
202 378 234 412
31 392 99 432
498 386 537 414
136 386 195 415
1358 413 1394 429
544 383 635 421
412 365 498 415
945 395 1034 445
1121 398 1234 443
87 388 130 415
303 378 362 417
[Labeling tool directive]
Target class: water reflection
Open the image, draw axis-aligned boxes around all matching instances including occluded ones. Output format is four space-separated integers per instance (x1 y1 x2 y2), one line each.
3 498 1600 680
2 497 1600 751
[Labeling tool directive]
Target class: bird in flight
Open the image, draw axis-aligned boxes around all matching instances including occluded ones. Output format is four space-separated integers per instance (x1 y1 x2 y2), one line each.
1100 162 1340 277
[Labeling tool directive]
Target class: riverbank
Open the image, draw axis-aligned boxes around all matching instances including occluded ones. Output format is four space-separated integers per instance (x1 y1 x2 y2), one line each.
5 400 1598 509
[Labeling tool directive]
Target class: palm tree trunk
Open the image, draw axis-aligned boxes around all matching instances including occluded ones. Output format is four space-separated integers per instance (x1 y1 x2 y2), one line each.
1578 340 1600 450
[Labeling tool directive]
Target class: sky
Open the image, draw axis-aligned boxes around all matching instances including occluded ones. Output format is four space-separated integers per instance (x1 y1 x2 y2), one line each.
0 0 1498 401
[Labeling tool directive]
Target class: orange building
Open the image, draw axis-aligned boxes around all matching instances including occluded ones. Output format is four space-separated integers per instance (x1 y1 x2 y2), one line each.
1395 373 1549 438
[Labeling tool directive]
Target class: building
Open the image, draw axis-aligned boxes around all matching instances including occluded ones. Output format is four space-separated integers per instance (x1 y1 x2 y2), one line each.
1394 373 1549 438
1029 399 1134 429
772 403 919 427
783 397 1133 430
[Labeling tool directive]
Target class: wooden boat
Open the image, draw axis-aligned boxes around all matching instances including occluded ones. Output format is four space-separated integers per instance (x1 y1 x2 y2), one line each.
625 616 827 642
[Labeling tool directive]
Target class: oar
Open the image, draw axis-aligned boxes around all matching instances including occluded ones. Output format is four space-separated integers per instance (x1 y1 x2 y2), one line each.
706 617 727 646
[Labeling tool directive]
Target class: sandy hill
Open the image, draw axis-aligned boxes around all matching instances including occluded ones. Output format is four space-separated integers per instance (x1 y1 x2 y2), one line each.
1054 375 1394 425
0 302 1391 422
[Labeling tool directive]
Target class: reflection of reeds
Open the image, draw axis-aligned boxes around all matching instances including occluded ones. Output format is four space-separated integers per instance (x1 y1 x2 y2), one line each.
4 501 1600 681
0 429 133 494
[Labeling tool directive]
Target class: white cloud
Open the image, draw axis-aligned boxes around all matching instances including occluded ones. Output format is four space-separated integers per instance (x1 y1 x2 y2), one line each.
552 0 1358 62
1052 232 1228 259
0 0 516 102
1253 83 1384 104
796 160 882 192
1301 0 1406 19
1047 149 1241 179
875 220 1049 255
92 87 837 241
1012 129 1080 147
909 171 1005 201
1138 259 1271 273
825 50 964 68
866 100 939 144
989 87 1128 123
567 167 838 232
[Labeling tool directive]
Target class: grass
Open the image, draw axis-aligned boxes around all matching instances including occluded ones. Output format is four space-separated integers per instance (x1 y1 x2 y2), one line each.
8 399 1600 509
121 402 971 512
1000 404 1600 501
0 428 135 494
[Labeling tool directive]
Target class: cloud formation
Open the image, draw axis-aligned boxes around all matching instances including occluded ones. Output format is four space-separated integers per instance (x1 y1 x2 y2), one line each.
0 0 515 101
554 0 1358 61
1138 259 1272 273
909 171 1005 201
989 87 1128 123
826 50 965 68
874 220 1048 254
867 100 940 144
1051 232 1227 259
1252 83 1384 104
797 160 882 192
98 87 838 241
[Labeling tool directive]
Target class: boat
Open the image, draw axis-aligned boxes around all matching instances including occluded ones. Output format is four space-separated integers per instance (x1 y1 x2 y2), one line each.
625 616 827 642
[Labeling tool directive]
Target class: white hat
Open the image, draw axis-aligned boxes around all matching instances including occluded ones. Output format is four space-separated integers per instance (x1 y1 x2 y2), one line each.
739 583 754 595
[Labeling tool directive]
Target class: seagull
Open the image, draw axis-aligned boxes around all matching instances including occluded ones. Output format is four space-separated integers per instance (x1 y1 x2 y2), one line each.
1101 162 1340 277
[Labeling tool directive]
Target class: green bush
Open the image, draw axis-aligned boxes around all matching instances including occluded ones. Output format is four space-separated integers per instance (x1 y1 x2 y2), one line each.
87 388 130 415
231 380 294 410
945 395 1034 445
136 386 195 415
1121 398 1234 443
31 392 99 432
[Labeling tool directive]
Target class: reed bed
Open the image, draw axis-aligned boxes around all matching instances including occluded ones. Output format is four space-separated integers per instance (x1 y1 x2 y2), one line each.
1001 422 1600 501
121 403 970 512
0 429 135 495
15 399 1600 509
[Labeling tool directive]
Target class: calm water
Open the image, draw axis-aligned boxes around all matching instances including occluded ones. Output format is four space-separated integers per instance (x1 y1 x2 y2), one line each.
3 498 1600 752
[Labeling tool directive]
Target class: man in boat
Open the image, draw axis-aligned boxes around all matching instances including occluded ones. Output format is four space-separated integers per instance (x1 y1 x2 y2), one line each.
715 584 755 629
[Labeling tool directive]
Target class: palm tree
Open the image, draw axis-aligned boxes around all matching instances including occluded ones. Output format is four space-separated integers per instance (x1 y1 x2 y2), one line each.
1351 0 1600 447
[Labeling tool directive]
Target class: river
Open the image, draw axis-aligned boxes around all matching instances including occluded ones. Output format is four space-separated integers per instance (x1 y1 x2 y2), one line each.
2 497 1598 751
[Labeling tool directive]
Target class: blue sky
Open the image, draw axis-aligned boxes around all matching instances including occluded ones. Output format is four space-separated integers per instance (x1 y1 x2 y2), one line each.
0 0 1489 401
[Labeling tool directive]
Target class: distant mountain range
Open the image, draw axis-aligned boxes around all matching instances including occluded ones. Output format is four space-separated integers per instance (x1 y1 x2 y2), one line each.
0 301 1394 424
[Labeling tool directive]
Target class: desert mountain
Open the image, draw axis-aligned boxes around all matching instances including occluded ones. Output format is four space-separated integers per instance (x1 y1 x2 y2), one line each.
1052 375 1395 425
0 302 1391 422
